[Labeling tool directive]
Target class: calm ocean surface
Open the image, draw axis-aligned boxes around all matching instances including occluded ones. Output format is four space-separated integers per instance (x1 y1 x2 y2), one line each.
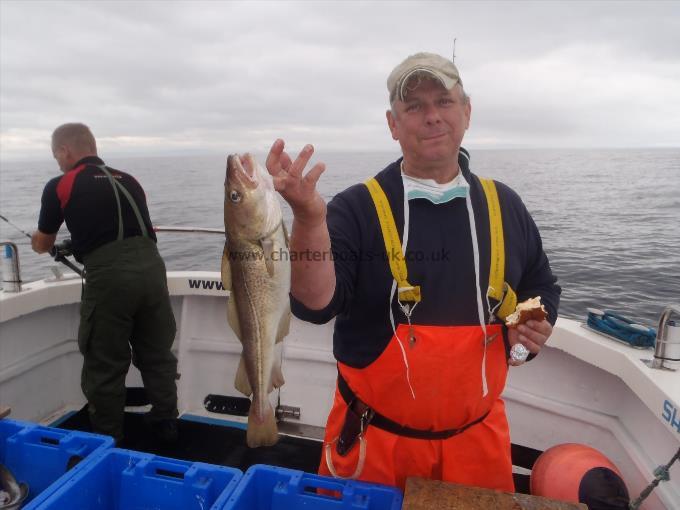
1 148 678 327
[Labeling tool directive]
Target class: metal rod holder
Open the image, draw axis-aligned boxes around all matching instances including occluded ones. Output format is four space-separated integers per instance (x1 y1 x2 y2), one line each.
652 305 680 370
1 242 22 293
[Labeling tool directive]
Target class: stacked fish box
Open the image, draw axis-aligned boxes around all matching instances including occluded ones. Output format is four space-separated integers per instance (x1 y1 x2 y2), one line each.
2 419 402 510
34 448 243 510
33 457 402 510
222 464 404 510
0 418 114 509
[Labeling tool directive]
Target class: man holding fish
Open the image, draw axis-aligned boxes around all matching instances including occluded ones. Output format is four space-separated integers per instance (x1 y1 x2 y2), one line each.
231 51 561 491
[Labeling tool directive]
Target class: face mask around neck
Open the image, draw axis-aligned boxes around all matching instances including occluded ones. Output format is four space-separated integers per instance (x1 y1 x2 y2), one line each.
401 171 469 204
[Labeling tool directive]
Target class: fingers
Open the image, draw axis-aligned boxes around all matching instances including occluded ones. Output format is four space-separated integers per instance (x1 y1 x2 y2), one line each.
507 319 552 365
517 327 543 352
303 162 326 188
521 319 552 345
289 144 315 178
280 151 293 171
266 139 286 175
266 141 325 197
271 148 293 192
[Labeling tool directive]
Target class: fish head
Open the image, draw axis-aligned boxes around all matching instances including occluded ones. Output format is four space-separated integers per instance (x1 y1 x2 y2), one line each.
224 153 282 240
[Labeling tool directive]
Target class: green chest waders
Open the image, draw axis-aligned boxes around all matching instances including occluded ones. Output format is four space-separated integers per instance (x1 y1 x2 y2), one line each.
78 165 178 442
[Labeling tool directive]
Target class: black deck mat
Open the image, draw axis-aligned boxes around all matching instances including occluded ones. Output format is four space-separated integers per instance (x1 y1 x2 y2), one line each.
56 405 322 473
57 405 537 494
511 442 543 470
513 473 530 494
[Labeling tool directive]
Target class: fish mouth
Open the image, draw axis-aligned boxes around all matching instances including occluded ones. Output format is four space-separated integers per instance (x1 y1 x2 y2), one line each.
226 153 258 190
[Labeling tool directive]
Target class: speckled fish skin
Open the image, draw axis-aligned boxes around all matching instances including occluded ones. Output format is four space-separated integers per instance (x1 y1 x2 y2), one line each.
222 153 291 448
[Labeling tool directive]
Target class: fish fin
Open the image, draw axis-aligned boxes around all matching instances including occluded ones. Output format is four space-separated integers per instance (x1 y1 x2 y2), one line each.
220 243 232 290
226 293 242 340
282 221 290 248
260 238 274 277
234 356 252 396
223 243 241 340
269 316 288 391
270 348 285 390
276 308 291 344
247 399 278 448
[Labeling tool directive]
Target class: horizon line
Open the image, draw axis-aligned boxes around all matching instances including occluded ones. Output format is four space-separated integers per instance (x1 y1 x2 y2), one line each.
2 145 679 164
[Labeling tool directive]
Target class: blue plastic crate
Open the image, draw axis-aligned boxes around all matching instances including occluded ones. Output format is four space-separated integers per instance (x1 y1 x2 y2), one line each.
37 448 242 510
0 418 114 509
222 464 403 510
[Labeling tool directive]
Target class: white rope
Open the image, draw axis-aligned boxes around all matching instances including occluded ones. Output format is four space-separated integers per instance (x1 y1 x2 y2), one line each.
465 178 489 397
382 165 417 400
324 435 367 479
389 280 417 400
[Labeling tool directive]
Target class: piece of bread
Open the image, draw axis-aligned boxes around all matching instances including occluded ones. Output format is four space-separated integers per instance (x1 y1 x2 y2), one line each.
505 296 547 328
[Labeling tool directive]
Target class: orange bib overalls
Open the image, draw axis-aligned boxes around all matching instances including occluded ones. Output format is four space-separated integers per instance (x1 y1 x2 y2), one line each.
319 176 516 492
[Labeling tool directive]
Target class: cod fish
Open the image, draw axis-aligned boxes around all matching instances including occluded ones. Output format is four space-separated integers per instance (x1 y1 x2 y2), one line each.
221 153 291 448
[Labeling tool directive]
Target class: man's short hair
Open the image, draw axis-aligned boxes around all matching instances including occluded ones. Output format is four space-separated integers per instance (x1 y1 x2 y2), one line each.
52 123 97 154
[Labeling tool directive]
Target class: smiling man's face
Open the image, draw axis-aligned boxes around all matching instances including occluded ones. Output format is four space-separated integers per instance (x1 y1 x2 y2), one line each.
387 77 471 172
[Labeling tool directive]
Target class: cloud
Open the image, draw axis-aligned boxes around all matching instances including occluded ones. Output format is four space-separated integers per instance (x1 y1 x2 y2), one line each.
1 0 679 159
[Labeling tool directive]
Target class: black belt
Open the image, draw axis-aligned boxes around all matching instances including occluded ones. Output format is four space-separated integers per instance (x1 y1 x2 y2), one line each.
337 371 489 441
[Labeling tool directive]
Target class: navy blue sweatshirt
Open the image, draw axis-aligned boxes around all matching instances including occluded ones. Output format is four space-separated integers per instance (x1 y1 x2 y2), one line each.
292 149 561 368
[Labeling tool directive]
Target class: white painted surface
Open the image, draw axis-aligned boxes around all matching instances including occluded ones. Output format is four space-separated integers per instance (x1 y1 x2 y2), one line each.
1 271 678 508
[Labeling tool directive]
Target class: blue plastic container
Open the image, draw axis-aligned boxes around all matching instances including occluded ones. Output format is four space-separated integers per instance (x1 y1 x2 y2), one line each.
37 448 242 510
0 418 114 509
222 464 403 510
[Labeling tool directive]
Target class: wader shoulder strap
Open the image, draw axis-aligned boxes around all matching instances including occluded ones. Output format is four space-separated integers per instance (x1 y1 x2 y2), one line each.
97 165 149 240
364 177 420 303
478 177 516 320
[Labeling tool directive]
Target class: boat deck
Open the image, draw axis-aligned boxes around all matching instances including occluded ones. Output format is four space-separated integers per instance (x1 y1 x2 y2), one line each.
53 406 322 474
51 404 540 495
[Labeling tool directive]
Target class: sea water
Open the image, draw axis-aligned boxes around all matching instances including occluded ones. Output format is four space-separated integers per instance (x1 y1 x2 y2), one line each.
1 148 678 327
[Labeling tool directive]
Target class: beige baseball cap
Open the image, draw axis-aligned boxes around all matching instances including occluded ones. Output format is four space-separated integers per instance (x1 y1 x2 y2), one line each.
387 52 462 102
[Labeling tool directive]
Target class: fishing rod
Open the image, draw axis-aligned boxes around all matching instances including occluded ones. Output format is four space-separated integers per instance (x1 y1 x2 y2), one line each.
154 225 225 235
0 212 84 277
49 240 84 277
2 215 225 279
0 213 33 239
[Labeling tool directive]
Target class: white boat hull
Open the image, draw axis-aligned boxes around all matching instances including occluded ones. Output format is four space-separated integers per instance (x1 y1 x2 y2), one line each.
1 271 678 509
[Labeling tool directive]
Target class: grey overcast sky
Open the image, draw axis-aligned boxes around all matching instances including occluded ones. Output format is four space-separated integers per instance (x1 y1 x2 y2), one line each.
1 0 679 160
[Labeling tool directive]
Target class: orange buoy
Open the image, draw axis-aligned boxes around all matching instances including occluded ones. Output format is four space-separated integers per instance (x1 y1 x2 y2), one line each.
531 443 630 509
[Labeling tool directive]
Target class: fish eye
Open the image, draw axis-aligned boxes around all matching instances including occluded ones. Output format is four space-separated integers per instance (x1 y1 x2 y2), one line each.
230 190 242 203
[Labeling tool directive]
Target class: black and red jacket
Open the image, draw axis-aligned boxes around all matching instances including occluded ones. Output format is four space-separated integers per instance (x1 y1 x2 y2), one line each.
38 156 156 262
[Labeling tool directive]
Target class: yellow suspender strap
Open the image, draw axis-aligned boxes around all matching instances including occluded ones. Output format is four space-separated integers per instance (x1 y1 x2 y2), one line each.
365 175 515 317
365 178 421 303
479 177 517 320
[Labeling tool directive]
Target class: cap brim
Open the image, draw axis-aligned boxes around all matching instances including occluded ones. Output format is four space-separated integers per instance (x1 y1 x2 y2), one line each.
397 68 457 102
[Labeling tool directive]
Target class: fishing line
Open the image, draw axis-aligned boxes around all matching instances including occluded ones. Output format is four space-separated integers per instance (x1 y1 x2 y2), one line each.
0 212 84 277
0 213 32 239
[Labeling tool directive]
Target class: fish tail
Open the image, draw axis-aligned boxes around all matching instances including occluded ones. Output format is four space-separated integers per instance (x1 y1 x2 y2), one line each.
246 399 278 447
